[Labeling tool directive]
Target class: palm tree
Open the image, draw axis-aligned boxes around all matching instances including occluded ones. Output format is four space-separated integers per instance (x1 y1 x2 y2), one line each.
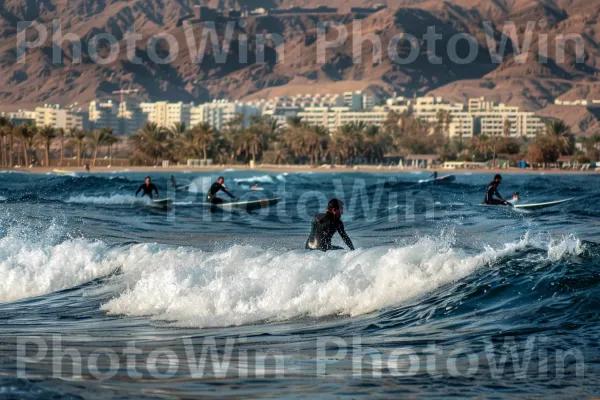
14 124 38 166
70 129 88 166
469 135 492 162
56 128 66 166
89 128 116 167
168 122 186 138
38 126 56 167
0 117 12 167
192 122 216 160
546 120 573 155
175 129 202 160
132 123 169 165
237 126 265 163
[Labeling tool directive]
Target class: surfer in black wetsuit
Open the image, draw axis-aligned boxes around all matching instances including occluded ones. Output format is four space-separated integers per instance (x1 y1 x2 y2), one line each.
484 174 511 206
206 176 237 204
305 199 355 251
430 171 438 180
135 176 159 198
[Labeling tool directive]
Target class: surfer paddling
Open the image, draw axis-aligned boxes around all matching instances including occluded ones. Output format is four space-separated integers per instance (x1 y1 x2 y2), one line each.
207 176 238 204
305 199 355 251
135 176 159 199
484 174 511 206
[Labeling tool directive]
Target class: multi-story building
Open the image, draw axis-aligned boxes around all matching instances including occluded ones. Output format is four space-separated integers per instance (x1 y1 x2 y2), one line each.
343 91 375 111
35 104 87 131
190 100 260 130
297 106 388 131
139 101 191 129
118 101 148 135
1 110 36 125
89 100 119 132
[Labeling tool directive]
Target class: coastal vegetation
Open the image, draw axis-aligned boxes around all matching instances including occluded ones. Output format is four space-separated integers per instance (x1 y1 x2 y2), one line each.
0 114 597 169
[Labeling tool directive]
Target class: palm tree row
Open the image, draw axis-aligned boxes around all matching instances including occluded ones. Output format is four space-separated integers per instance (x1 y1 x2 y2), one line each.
0 117 119 167
129 113 589 167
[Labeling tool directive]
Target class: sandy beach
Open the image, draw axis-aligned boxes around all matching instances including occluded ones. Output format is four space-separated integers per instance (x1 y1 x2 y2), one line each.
2 164 598 175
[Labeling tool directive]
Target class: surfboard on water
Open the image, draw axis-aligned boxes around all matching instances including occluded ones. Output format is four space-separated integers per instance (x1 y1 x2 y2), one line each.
53 169 72 174
418 174 456 184
203 197 281 211
513 198 574 210
150 199 173 209
480 198 573 210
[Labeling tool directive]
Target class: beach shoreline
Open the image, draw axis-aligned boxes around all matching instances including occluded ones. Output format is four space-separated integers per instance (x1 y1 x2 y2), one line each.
1 164 598 175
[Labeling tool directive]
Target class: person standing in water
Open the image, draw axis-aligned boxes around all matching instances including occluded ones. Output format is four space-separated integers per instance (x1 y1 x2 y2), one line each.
305 199 355 251
206 176 237 204
170 175 177 189
135 176 159 198
484 174 510 206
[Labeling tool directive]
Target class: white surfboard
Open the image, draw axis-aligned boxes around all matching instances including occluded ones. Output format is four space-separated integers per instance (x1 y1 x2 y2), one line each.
202 197 281 211
151 199 173 209
418 174 456 184
480 198 573 210
513 198 573 210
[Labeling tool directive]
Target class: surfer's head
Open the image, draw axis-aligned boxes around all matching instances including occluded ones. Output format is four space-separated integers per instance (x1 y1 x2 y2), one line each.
145 176 151 184
217 176 225 185
328 198 344 217
494 174 502 183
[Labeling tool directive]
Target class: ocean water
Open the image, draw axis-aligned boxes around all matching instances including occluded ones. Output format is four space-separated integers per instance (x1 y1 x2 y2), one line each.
0 170 599 398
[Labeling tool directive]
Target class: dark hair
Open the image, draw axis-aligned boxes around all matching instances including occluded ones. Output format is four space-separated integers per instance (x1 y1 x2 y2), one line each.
145 176 151 180
218 176 225 181
328 198 344 211
494 174 502 181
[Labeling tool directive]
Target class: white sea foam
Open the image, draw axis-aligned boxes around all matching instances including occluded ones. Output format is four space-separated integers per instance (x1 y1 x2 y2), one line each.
66 194 152 206
233 175 275 184
0 196 6 201
0 234 119 303
100 233 584 328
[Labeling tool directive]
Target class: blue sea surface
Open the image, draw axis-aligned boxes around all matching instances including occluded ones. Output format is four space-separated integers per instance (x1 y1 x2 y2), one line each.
0 170 599 398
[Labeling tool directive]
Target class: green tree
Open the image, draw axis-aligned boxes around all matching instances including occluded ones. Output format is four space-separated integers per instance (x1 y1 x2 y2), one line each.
0 117 13 167
38 126 57 167
193 122 216 161
14 124 38 166
132 123 169 165
70 129 88 166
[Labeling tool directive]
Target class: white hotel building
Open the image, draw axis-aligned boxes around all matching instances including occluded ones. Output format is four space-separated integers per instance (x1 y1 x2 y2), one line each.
140 101 191 129
190 100 260 130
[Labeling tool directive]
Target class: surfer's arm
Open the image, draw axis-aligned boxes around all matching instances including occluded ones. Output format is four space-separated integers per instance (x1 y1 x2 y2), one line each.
153 185 159 197
220 185 235 199
337 222 355 251
135 184 143 196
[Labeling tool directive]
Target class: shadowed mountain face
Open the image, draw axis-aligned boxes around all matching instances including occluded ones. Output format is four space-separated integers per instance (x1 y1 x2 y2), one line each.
0 0 599 133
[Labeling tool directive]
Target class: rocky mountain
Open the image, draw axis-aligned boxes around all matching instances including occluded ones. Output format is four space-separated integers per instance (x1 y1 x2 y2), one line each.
1 0 599 133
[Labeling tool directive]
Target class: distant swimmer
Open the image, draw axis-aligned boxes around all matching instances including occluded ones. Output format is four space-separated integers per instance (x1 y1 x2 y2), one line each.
484 174 511 206
170 175 177 189
511 192 520 203
206 176 237 204
305 199 355 251
251 184 261 191
136 176 159 198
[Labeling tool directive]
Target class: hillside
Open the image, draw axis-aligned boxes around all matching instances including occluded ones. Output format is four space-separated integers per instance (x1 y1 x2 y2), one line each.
0 0 599 133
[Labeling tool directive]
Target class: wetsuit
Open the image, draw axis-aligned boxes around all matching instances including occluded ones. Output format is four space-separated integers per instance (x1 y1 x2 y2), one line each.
136 183 159 198
206 182 235 204
305 212 355 251
484 181 508 205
